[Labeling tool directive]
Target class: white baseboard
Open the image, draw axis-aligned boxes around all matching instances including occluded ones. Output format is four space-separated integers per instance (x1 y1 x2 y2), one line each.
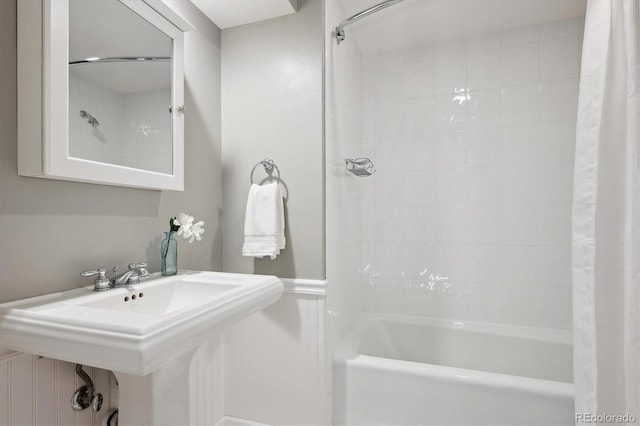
281 278 327 296
216 415 272 426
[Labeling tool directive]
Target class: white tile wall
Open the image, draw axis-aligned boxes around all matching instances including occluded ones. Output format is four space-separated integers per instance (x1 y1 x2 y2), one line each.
69 73 172 174
121 89 172 173
361 18 583 330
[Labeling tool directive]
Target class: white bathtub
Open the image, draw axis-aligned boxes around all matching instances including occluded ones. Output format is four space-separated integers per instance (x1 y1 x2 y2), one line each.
333 314 574 425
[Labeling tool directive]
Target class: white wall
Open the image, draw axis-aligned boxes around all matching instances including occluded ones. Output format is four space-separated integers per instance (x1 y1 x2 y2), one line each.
361 18 583 330
224 291 326 425
220 2 327 424
221 0 324 280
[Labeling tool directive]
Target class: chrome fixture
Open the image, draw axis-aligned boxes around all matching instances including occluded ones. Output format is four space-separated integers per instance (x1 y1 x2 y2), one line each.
79 110 100 128
169 104 186 114
111 269 140 287
71 364 103 412
346 158 376 176
250 157 281 184
82 262 149 291
81 267 111 292
111 262 150 287
69 56 170 66
128 261 151 277
335 0 406 45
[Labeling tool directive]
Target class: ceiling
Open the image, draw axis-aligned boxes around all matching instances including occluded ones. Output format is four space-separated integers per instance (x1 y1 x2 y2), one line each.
191 0 298 29
337 0 587 54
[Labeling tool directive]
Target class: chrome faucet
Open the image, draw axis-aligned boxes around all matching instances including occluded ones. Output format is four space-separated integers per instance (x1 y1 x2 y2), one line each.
82 262 150 291
81 268 111 292
111 262 150 287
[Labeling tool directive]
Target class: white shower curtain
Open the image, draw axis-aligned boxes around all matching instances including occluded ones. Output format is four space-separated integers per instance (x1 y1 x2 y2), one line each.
572 0 640 421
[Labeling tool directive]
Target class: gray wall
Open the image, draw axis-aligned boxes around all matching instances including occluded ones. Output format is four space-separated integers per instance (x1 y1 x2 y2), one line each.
0 0 223 303
220 5 327 425
221 0 325 280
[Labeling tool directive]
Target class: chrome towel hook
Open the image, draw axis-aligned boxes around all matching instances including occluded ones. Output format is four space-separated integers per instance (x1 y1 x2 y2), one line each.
250 158 281 184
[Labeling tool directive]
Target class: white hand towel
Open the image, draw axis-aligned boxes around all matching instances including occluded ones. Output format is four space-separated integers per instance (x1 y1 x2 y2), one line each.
242 182 286 259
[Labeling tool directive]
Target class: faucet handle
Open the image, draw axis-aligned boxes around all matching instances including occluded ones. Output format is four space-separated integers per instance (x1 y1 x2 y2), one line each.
81 267 107 278
81 268 110 292
128 262 147 270
128 261 150 279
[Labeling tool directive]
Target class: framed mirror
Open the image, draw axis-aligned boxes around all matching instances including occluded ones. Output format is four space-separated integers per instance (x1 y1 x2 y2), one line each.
18 0 194 190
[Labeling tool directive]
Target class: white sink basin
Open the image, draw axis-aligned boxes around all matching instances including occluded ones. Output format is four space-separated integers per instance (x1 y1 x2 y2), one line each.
0 271 284 375
80 280 237 315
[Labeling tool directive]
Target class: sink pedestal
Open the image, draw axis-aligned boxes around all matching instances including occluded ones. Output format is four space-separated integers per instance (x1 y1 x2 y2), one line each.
115 348 198 426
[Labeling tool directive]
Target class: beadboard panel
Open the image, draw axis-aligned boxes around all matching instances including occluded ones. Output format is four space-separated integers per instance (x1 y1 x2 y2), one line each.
190 334 225 426
35 357 55 426
10 355 33 425
0 353 114 426
0 361 9 426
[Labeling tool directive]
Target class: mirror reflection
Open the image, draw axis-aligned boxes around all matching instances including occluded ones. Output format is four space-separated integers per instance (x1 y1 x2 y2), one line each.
68 0 173 174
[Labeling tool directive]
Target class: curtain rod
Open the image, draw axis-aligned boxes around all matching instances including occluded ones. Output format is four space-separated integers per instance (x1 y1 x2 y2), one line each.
335 0 406 45
69 57 170 66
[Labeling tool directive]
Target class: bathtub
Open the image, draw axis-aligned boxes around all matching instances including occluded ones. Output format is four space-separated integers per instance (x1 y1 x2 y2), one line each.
333 314 574 425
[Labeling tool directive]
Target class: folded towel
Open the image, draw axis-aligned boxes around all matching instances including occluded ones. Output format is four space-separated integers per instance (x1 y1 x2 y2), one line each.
242 182 286 259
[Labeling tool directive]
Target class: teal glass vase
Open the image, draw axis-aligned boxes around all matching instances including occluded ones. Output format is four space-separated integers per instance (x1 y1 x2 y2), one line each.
161 231 178 276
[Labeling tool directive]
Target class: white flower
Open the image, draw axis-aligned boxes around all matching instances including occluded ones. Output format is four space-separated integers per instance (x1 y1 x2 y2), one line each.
188 221 205 243
173 213 205 243
174 213 194 237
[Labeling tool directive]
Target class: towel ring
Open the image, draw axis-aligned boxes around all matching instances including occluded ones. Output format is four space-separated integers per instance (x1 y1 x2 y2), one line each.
250 158 280 184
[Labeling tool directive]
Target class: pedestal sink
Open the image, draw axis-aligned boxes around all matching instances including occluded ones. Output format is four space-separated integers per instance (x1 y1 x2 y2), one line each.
0 271 284 425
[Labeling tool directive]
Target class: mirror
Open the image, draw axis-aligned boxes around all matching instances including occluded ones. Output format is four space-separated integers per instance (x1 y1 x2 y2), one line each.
69 0 173 174
17 0 194 190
